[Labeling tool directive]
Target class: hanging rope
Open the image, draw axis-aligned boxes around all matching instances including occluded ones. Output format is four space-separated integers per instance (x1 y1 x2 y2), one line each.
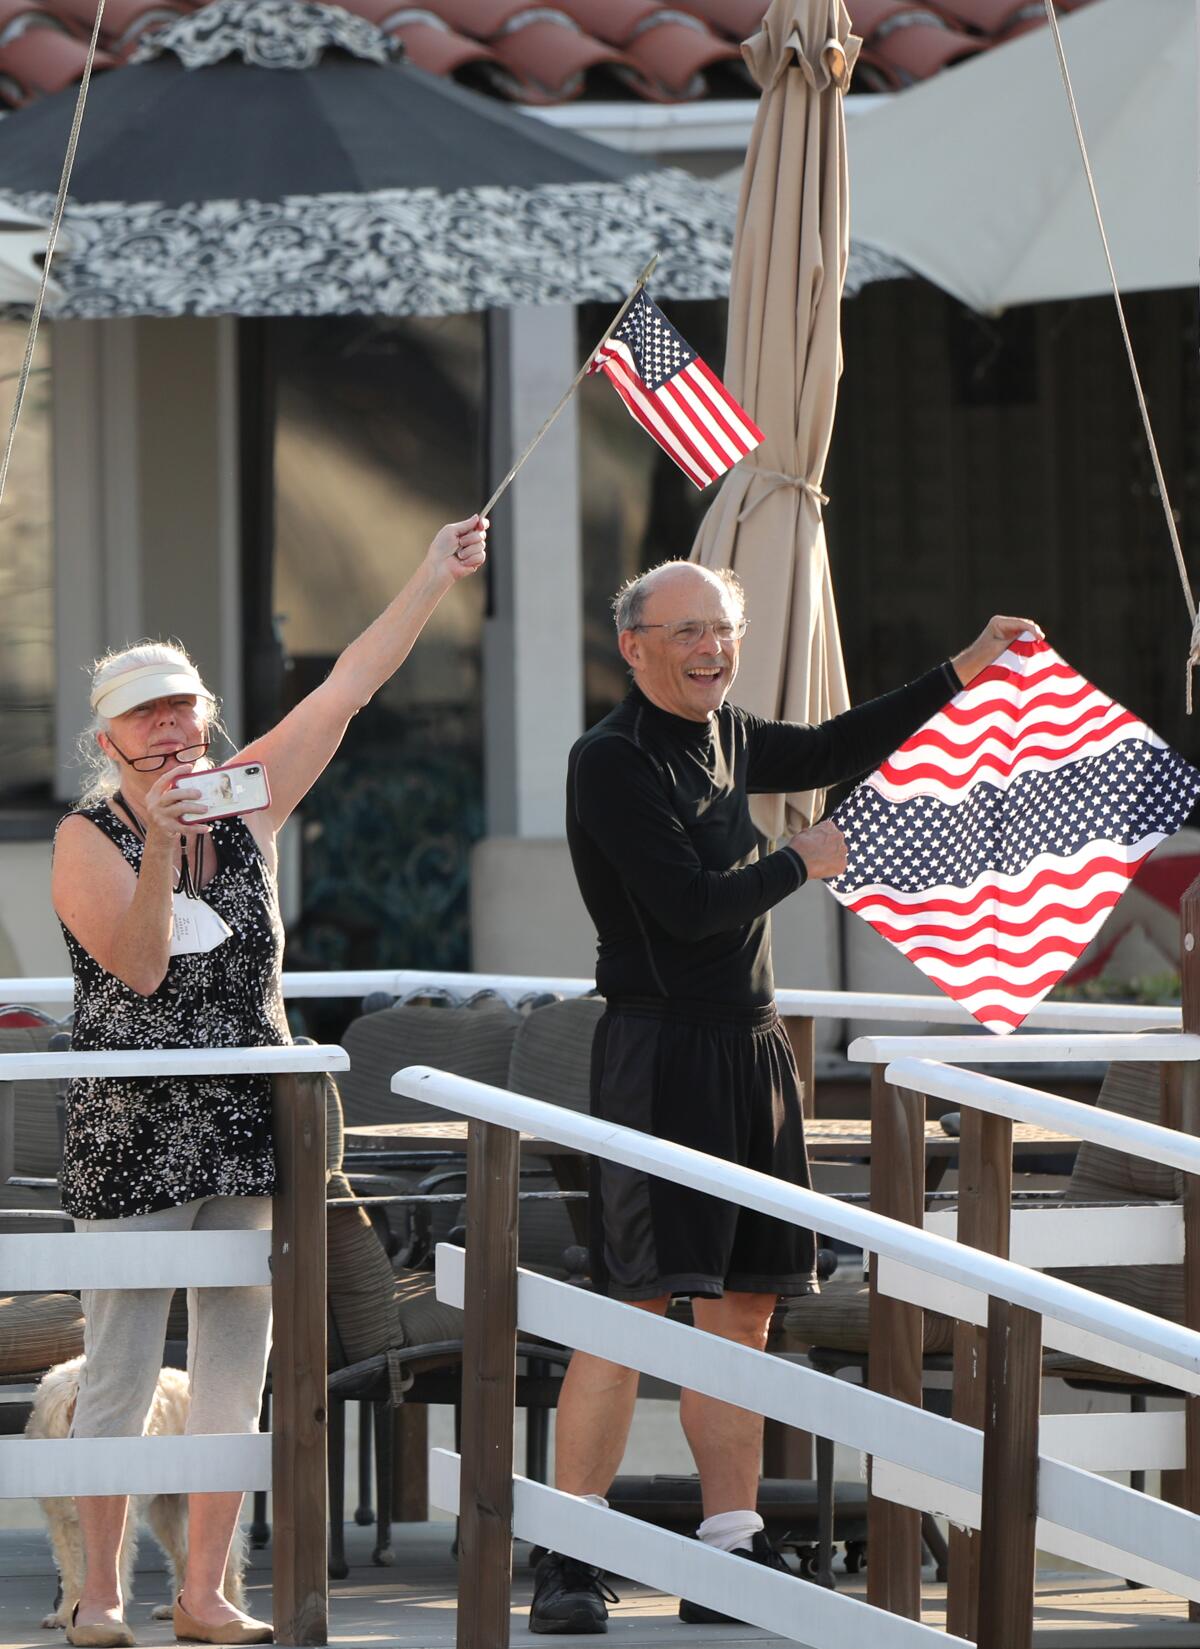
1041 0 1200 709
0 0 106 510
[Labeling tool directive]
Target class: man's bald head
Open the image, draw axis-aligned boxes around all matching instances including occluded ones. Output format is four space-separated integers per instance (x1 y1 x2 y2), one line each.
612 560 745 635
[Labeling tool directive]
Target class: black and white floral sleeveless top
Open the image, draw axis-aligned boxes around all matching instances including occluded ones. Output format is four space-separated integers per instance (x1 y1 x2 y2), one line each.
57 803 290 1220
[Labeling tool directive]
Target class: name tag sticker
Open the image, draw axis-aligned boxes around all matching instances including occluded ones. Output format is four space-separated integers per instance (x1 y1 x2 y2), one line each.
170 893 233 956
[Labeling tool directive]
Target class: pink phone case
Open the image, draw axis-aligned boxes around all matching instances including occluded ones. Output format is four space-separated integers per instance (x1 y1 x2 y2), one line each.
176 761 272 823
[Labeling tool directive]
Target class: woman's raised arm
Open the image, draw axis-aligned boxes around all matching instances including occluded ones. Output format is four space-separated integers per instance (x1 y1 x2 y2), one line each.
237 515 487 833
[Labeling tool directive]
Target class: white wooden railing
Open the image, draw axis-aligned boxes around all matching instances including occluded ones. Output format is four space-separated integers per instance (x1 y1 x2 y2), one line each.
394 1063 1200 1649
0 1044 344 1648
0 970 1180 1028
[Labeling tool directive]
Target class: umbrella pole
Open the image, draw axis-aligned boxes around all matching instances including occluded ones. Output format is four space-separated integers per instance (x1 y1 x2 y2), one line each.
479 253 658 519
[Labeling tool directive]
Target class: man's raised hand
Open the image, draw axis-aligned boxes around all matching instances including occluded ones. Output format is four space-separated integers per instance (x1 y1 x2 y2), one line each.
951 615 1044 687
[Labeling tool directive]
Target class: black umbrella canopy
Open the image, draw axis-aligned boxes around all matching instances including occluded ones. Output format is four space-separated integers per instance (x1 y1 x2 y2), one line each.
0 44 644 203
0 0 737 317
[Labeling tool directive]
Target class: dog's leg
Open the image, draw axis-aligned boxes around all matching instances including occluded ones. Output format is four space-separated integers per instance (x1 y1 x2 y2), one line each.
145 1494 188 1620
40 1499 82 1630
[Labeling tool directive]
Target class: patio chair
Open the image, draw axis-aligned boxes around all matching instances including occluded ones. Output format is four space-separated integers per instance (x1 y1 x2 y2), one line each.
322 1070 571 1576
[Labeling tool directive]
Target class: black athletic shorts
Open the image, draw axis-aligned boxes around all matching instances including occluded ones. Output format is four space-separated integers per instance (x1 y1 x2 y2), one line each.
588 998 818 1302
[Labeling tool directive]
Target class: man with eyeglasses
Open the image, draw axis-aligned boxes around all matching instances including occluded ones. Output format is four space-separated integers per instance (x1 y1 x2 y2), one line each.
528 559 1039 1634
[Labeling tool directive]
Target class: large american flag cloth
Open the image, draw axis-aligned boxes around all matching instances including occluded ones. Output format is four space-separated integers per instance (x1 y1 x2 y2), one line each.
828 636 1200 1033
588 290 763 489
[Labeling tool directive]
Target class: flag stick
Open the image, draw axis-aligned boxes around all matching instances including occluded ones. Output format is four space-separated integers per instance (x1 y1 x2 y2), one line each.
478 252 659 521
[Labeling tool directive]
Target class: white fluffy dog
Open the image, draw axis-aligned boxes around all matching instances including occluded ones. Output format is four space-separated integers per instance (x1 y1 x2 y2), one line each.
27 1356 246 1628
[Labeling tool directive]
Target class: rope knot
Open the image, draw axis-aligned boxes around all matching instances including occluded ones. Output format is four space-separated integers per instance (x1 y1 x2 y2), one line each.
736 469 830 524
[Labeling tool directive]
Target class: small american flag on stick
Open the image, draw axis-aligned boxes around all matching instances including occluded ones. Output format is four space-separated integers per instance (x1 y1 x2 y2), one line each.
828 636 1200 1034
588 290 763 489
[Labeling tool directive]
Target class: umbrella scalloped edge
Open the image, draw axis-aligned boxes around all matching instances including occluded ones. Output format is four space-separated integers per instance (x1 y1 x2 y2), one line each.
0 179 910 319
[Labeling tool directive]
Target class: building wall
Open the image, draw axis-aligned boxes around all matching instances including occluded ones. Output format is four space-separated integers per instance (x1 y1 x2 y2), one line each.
0 842 67 976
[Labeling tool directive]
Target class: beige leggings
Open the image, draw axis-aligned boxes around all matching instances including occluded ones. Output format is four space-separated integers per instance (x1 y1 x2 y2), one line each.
71 1195 272 1439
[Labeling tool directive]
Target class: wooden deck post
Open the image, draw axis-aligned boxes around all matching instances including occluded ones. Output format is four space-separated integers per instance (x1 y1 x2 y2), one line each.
765 1015 816 1482
867 1066 924 1620
1178 874 1200 1622
946 1109 1014 1642
784 1015 816 1120
272 1072 329 1647
457 1119 521 1649
976 1300 1041 1649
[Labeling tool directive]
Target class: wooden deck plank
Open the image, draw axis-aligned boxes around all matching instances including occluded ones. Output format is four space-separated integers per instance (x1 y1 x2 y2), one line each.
3 1522 1200 1648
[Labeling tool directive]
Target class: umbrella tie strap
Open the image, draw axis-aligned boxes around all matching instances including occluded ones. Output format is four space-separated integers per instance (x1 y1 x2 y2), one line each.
1042 0 1197 708
0 0 105 510
736 468 829 522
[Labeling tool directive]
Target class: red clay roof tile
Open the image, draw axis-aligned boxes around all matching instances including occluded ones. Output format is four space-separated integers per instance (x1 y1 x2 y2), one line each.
52 0 185 47
0 22 112 97
0 0 1105 114
488 15 628 102
624 12 739 92
870 13 982 80
549 0 665 49
371 9 500 77
670 1 771 42
0 5 68 47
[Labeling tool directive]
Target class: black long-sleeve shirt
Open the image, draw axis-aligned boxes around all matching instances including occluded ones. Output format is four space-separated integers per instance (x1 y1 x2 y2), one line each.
566 664 961 1008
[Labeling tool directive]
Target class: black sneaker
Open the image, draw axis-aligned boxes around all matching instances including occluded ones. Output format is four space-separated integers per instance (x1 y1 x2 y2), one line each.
529 1550 619 1634
678 1531 795 1625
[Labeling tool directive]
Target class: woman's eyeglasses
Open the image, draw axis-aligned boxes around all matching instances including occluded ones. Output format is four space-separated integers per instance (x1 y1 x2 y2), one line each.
105 739 209 774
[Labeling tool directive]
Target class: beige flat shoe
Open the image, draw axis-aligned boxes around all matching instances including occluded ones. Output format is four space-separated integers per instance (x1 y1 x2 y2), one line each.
64 1605 136 1648
173 1596 273 1645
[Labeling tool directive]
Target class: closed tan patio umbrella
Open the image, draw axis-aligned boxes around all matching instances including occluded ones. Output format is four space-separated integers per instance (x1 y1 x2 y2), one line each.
692 0 859 839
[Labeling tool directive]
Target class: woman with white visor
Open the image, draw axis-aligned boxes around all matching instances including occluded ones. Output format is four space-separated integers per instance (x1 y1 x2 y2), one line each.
50 515 487 1647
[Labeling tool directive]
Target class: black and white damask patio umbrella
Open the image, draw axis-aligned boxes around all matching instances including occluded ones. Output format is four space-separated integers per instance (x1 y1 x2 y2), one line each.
0 0 741 318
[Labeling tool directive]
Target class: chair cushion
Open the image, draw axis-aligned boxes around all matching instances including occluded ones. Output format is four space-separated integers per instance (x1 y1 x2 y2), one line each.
394 1269 464 1348
325 1075 345 1176
0 1025 62 1177
507 998 605 1113
0 1293 84 1378
326 1171 404 1367
339 1001 520 1126
1070 1062 1180 1202
780 1275 955 1357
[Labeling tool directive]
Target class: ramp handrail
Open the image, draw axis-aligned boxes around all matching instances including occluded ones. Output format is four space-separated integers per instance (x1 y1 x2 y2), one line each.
395 1062 1200 1649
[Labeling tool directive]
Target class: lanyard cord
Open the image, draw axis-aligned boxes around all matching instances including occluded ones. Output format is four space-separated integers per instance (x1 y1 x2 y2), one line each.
113 791 204 899
1041 0 1199 707
0 0 106 509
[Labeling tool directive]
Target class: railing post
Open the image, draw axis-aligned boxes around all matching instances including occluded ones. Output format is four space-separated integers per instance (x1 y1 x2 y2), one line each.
867 1067 924 1619
765 1014 816 1482
272 1072 329 1647
976 1299 1041 1649
946 1109 1013 1642
784 1014 816 1119
458 1119 520 1649
1178 874 1200 1621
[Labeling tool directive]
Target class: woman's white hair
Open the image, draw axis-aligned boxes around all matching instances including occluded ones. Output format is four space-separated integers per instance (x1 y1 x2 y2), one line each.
77 639 221 807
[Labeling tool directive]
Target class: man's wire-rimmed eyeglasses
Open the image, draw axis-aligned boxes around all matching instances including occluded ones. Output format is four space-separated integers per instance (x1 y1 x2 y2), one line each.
632 618 750 646
105 739 210 774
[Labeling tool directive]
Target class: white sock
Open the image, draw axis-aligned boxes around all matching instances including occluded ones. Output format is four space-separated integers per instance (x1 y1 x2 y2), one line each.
581 1493 609 1509
697 1509 763 1554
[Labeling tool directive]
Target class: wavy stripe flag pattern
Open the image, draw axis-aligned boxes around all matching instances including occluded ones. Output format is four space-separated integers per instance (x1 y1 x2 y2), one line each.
828 636 1200 1033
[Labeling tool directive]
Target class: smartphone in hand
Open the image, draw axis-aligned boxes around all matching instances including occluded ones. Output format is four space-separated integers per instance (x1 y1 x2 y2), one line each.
177 762 271 822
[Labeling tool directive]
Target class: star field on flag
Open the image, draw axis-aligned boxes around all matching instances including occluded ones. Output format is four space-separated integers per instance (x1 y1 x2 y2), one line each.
827 635 1200 1033
588 291 763 489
